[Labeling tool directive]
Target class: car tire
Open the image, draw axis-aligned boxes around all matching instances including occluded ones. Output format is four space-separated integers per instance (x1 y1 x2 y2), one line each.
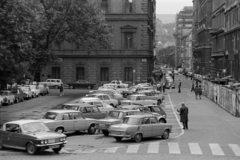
26 142 38 155
162 130 170 139
159 118 166 123
88 124 96 135
52 147 62 154
134 133 142 142
55 127 64 133
69 86 74 89
102 130 109 136
115 137 122 142
0 139 5 150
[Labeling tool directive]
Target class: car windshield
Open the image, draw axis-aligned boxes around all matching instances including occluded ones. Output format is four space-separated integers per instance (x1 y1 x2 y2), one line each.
122 117 140 125
151 106 161 112
106 111 124 119
22 122 49 133
62 105 79 110
0 92 8 96
43 112 58 120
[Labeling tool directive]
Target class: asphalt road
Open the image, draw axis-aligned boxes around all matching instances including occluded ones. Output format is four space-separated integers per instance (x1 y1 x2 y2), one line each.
1 75 240 160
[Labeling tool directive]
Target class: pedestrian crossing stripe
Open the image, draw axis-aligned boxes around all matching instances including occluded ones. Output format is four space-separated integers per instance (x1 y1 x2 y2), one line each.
74 143 240 156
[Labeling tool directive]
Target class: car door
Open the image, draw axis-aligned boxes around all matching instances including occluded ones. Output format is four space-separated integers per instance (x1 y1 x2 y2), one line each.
80 107 92 118
61 113 74 132
72 112 88 131
91 106 105 119
141 118 153 138
150 117 162 136
5 124 23 148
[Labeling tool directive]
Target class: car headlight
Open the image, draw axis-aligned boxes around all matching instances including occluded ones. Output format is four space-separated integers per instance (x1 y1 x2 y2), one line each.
59 137 66 141
41 140 48 144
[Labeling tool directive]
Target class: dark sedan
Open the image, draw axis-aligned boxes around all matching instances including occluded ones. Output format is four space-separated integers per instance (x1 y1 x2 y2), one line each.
68 80 96 89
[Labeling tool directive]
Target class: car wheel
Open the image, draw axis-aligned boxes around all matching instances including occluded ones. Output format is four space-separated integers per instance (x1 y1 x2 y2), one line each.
55 127 64 133
102 130 109 136
88 124 96 135
26 142 38 155
162 130 170 139
55 85 59 89
0 139 5 150
69 86 74 89
134 133 142 142
52 147 62 154
159 118 166 123
115 137 122 142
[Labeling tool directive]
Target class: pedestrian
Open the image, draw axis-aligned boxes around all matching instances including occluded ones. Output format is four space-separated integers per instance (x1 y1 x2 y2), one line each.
198 85 203 99
194 85 199 99
178 79 181 93
177 102 189 130
169 82 172 93
172 74 175 82
191 81 195 92
59 83 64 96
162 82 166 94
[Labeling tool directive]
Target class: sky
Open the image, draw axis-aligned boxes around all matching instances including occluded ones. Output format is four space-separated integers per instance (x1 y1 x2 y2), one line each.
156 0 193 14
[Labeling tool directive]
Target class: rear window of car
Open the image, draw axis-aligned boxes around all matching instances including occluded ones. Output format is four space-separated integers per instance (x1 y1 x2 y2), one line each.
43 112 58 120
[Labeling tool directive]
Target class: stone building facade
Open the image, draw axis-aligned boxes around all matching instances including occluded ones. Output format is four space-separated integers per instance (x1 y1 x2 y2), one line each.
40 0 156 86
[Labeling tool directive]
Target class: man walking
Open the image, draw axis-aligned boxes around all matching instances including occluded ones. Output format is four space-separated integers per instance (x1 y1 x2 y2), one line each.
198 85 203 99
178 79 181 93
191 81 195 92
59 83 64 96
178 102 189 130
194 85 199 99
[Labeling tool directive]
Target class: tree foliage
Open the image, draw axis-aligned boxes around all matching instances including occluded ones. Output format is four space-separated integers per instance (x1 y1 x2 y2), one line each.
156 46 175 67
0 0 112 86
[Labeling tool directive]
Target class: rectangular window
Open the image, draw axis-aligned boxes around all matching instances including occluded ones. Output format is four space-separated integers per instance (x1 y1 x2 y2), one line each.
124 67 133 81
125 0 133 13
76 67 85 80
101 0 108 13
100 67 109 81
124 33 133 49
52 67 60 79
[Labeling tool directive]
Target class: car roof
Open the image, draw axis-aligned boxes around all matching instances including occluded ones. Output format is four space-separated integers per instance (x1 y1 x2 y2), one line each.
63 103 96 107
47 110 80 113
122 105 147 109
125 114 155 118
5 119 41 125
89 93 108 96
130 94 147 96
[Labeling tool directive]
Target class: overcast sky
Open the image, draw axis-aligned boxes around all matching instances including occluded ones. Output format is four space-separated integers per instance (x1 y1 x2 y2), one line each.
156 0 193 14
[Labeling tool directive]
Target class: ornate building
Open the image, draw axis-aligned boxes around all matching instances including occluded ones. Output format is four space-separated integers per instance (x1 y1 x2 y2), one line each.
40 0 156 86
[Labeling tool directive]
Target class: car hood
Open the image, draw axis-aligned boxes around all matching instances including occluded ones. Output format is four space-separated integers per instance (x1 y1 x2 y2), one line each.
109 124 135 131
38 119 55 123
26 131 65 139
96 118 121 124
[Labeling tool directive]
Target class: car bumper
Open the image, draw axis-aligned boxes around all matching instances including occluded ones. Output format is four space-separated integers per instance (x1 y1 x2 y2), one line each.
109 134 131 138
36 141 67 147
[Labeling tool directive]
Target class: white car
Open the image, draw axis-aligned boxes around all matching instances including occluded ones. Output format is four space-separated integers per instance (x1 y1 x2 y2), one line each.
86 93 118 107
39 79 63 89
97 88 123 103
0 90 15 106
24 85 40 97
115 84 129 94
109 80 128 88
0 96 3 106
66 97 114 113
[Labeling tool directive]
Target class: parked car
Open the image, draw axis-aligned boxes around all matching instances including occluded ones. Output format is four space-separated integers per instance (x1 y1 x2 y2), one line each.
38 84 48 96
0 90 15 106
40 110 96 134
39 79 63 89
86 93 118 108
58 103 107 119
102 83 118 89
69 97 114 113
108 80 128 88
108 115 172 142
95 110 142 136
19 86 33 99
24 85 40 98
137 90 165 105
0 96 3 106
115 84 129 94
120 105 167 123
93 88 123 104
0 120 67 155
121 94 158 106
11 88 25 103
144 105 167 118
68 80 95 89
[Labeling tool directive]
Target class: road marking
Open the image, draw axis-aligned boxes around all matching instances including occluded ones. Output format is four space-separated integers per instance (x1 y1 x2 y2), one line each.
104 147 118 153
126 145 139 153
229 144 240 156
168 143 181 154
189 143 203 155
147 142 159 153
209 143 225 156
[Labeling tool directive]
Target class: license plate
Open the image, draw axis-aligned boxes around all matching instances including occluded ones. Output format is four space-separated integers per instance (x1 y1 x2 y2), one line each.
50 145 60 149
48 139 55 143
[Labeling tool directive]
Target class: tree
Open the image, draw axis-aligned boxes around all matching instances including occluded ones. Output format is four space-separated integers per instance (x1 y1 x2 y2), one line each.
156 46 175 67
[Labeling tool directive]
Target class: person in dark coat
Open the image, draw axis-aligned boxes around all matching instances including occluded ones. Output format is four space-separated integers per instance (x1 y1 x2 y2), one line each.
198 85 203 99
178 102 189 130
191 81 195 92
194 85 199 99
59 83 64 96
178 79 181 93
